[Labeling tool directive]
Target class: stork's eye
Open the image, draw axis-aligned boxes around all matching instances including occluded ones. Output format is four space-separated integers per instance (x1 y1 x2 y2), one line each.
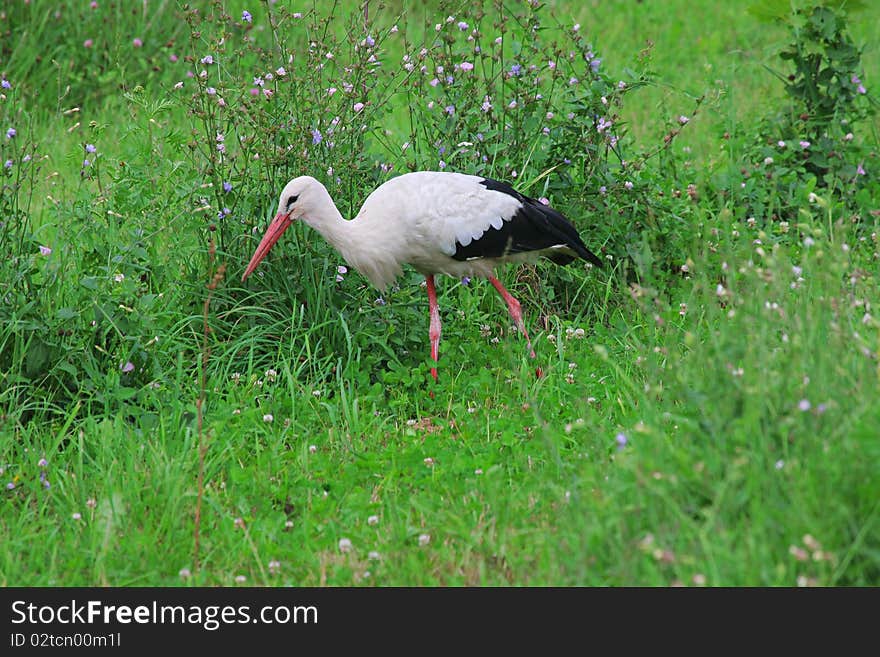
286 194 299 210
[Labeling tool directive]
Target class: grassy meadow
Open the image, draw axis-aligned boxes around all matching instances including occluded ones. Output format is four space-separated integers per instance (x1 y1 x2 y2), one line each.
1 0 879 586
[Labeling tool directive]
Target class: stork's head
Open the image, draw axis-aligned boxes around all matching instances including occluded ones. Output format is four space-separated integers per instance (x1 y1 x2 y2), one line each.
241 176 324 282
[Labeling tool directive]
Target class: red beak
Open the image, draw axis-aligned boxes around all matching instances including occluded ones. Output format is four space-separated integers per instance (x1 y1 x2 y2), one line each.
242 212 292 282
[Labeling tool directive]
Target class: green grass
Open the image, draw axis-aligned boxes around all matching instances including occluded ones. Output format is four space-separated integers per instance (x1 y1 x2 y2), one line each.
1 0 879 586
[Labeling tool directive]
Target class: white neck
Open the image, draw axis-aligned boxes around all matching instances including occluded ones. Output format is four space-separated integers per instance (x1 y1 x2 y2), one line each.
302 186 401 290
302 185 351 250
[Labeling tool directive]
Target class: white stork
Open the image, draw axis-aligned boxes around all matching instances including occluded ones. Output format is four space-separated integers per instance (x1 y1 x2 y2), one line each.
242 171 602 381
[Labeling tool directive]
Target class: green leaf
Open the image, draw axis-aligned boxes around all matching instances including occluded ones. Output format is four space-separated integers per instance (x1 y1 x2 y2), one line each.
114 387 138 400
25 340 52 378
747 0 791 23
56 307 79 320
55 361 79 378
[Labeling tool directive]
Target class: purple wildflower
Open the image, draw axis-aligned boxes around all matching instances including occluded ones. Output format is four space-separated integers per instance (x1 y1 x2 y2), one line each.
121 361 135 373
242 10 252 22
6 128 15 139
39 245 52 256
133 38 143 48
852 75 867 94
1 79 10 89
510 63 522 76
85 144 96 153
311 128 323 145
615 432 628 450
223 181 233 193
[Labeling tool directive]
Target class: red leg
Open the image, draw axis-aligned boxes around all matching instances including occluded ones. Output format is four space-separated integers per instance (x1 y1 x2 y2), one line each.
426 275 441 381
489 276 540 373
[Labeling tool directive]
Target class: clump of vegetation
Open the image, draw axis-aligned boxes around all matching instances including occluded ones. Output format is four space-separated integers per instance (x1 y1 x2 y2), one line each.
719 3 876 226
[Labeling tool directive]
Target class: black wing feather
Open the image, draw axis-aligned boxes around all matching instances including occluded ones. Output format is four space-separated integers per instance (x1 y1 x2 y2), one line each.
452 178 603 268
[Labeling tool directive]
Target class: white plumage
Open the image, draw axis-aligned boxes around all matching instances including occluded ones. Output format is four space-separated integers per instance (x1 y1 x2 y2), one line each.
242 171 602 381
